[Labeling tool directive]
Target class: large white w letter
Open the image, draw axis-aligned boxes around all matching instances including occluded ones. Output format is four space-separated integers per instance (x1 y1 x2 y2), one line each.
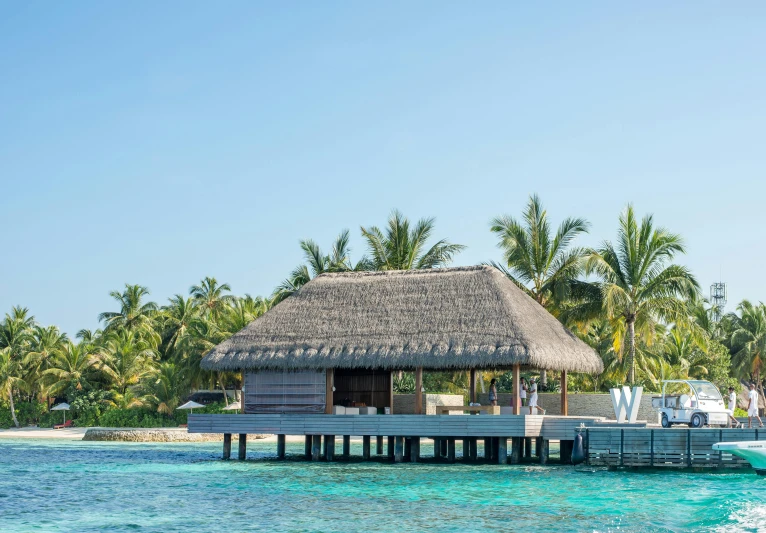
610 386 643 423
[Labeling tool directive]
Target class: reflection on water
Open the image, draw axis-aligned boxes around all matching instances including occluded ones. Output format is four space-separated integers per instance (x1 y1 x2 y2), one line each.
0 439 764 532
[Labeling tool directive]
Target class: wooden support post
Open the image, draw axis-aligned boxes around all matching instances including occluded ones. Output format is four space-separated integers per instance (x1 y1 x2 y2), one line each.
447 439 456 463
524 438 532 459
223 433 232 460
415 367 423 415
404 438 412 461
462 438 470 459
520 437 525 458
470 368 477 404
433 438 442 458
362 435 371 459
388 436 395 459
513 364 521 415
441 438 448 457
388 371 395 414
325 369 334 414
510 437 522 464
560 440 572 465
469 438 477 461
305 435 312 458
376 436 384 455
535 437 543 458
277 434 286 459
394 436 404 463
343 435 351 458
498 438 508 464
540 439 549 465
312 434 321 461
325 436 335 462
561 370 568 416
410 438 420 463
238 434 247 460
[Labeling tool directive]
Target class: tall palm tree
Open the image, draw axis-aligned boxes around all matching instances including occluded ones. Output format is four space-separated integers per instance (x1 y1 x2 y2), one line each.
98 285 159 343
272 230 368 304
99 330 158 395
24 325 68 405
161 295 201 354
0 307 35 423
0 348 23 427
42 341 99 397
360 210 465 270
145 362 184 416
586 205 700 383
727 300 766 401
190 277 235 320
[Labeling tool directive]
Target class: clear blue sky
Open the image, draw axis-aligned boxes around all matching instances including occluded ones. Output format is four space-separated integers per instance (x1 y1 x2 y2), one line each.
1 2 764 336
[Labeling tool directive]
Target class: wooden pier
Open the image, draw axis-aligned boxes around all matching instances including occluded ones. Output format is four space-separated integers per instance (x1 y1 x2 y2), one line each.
584 427 762 471
188 413 603 464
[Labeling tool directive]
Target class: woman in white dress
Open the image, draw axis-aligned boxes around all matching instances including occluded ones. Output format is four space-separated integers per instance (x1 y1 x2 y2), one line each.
727 386 741 428
520 378 528 407
747 383 764 428
528 378 545 415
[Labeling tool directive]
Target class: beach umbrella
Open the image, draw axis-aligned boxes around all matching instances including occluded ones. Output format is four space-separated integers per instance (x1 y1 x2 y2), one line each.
177 400 205 414
223 401 241 413
51 402 70 425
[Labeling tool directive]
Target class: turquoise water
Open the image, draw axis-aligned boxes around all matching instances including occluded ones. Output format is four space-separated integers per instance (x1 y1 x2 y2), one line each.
1 439 764 532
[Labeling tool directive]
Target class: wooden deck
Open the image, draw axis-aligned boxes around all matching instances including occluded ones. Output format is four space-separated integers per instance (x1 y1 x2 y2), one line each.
585 427 763 470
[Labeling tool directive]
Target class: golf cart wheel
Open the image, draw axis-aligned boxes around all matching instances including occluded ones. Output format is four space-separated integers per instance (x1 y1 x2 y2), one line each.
690 413 705 428
661 414 670 428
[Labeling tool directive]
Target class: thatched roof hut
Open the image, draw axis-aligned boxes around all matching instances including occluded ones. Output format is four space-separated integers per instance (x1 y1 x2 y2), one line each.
201 266 602 374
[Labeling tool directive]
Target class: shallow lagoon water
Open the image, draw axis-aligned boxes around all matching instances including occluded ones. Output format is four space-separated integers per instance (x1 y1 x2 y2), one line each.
1 439 765 532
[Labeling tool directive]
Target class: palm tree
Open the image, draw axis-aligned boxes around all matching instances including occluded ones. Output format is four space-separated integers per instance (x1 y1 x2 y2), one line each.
360 210 465 270
161 295 201 354
23 325 68 405
0 348 23 427
190 277 235 319
42 341 99 397
98 285 159 343
272 230 366 304
145 362 184 416
99 330 158 395
727 300 766 401
586 205 700 384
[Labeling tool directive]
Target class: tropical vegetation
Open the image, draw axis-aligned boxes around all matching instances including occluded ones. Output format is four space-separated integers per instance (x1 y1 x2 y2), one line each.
0 206 760 428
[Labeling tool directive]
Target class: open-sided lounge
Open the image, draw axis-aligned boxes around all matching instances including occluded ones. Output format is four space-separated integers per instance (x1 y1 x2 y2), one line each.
189 265 605 462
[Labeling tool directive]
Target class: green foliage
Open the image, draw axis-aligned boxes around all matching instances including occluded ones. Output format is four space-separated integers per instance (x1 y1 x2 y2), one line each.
393 373 415 393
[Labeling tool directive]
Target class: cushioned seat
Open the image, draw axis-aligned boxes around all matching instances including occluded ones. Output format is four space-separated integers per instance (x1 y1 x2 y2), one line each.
332 406 346 415
344 407 360 415
359 407 377 415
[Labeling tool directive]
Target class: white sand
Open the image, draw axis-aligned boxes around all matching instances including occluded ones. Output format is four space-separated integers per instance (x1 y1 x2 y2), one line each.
0 427 89 439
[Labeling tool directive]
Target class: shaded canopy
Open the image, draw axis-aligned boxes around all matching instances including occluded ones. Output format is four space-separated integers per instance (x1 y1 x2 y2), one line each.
201 266 603 374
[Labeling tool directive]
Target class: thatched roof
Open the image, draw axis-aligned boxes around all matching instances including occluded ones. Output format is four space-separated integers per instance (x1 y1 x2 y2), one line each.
201 266 603 374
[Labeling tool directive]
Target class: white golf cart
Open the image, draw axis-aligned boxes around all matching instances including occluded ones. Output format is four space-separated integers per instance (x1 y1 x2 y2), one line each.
652 379 729 428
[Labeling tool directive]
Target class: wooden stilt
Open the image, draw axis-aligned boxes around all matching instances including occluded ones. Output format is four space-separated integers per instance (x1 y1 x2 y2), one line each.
304 435 312 458
498 438 508 464
560 440 573 464
325 435 335 461
312 434 321 461
376 436 384 454
238 434 247 460
510 437 522 464
469 438 477 461
447 439 456 463
462 438 470 459
362 435 371 459
404 438 412 461
483 438 490 460
440 438 447 457
343 435 351 458
433 437 442 458
394 436 404 463
411 438 420 463
524 438 532 460
535 437 543 458
277 434 286 459
388 436 395 459
223 433 231 460
540 439 549 465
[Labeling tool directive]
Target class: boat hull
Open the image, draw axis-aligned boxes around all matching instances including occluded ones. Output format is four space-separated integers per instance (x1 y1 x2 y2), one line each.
712 441 766 475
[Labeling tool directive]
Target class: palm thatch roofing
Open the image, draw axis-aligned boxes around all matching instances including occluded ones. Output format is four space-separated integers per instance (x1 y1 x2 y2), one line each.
201 266 603 374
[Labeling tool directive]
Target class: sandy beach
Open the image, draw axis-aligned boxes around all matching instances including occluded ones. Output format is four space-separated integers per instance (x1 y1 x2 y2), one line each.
0 427 89 439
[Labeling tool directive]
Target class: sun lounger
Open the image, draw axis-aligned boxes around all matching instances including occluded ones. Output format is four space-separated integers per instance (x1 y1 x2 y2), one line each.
53 420 74 430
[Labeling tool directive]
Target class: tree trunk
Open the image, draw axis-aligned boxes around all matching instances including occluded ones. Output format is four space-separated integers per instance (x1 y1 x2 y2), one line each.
218 373 229 407
540 370 547 389
9 389 19 428
627 318 636 385
478 372 486 394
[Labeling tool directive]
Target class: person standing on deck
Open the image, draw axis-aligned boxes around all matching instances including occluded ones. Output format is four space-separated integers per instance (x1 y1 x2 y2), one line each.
528 377 545 415
489 379 498 406
747 383 764 428
727 386 741 428
520 377 528 407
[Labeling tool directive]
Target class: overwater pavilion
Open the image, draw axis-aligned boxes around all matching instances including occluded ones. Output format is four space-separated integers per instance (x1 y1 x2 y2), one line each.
190 266 604 463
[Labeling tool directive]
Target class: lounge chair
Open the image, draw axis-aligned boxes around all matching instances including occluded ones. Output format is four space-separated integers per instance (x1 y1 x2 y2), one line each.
53 420 74 430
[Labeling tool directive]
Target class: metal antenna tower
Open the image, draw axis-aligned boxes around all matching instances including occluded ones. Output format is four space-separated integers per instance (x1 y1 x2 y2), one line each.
710 281 727 322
